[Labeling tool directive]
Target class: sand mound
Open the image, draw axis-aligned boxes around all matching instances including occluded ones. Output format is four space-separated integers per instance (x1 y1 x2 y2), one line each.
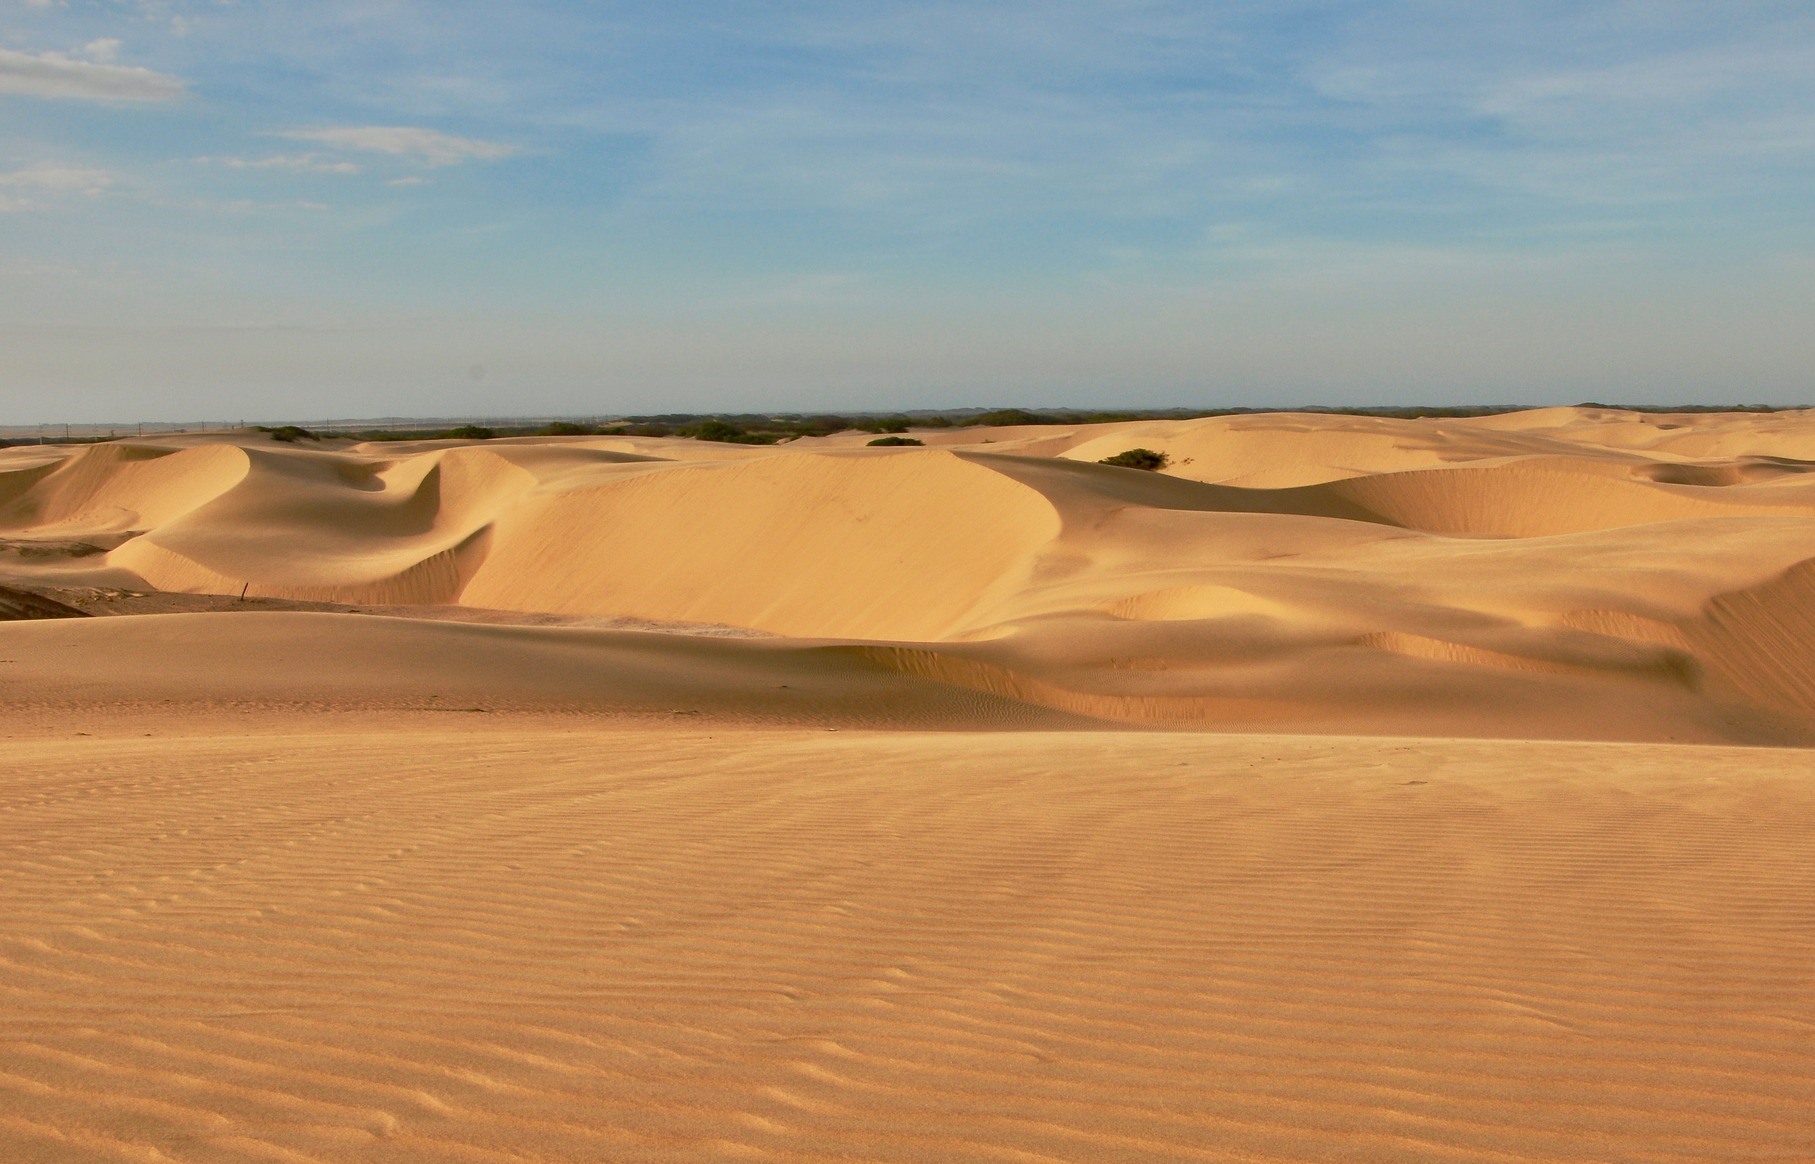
1056 411 1628 486
1105 583 1298 621
1466 404 1815 460
1319 462 1815 536
1690 557 1815 713
15 445 1059 639
0 442 249 535
0 611 1078 729
460 451 1062 639
1061 414 1465 485
3 410 1815 740
111 445 536 604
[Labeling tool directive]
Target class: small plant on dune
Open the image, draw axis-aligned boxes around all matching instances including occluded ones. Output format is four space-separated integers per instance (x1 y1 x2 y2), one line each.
260 425 320 443
1098 448 1169 471
542 421 595 436
449 425 496 440
867 436 924 446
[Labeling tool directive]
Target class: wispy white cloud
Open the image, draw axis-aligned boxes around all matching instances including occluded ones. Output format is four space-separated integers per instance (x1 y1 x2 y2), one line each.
0 45 184 101
279 125 517 167
178 197 335 216
0 164 113 212
0 165 111 191
202 153 363 175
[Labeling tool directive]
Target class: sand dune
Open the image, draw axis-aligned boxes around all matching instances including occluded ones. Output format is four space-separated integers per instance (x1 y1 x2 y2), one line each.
5 408 1815 1162
6 407 1815 740
458 450 1062 640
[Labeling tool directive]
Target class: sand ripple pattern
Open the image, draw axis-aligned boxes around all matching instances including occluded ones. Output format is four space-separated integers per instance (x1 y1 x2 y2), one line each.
3 727 1812 1162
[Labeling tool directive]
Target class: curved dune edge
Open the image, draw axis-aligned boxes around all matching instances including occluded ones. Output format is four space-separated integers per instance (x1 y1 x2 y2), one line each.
1693 559 1815 713
3 411 1815 738
459 451 1063 639
851 645 1305 725
1560 556 1815 719
1319 464 1815 537
112 525 494 606
1105 584 1300 622
0 443 251 534
105 443 536 603
1059 417 1474 485
0 458 61 511
1358 630 1699 685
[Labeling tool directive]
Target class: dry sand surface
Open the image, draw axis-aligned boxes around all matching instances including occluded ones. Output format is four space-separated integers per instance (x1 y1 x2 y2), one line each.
3 721 1813 1162
7 406 1815 740
3 408 1815 1160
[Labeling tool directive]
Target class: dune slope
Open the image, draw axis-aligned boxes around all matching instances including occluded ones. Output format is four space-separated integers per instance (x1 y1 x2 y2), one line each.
5 409 1815 1164
4 407 1815 740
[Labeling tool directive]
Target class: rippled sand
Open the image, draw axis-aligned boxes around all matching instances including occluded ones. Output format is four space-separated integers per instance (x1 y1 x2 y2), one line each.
5 407 1815 1160
3 718 1812 1162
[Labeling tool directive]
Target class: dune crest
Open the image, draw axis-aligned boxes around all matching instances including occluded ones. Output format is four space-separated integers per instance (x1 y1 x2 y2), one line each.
0 442 249 535
460 450 1063 639
4 407 1815 740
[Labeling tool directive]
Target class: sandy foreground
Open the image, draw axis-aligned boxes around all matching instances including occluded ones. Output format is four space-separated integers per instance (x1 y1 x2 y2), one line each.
4 717 1813 1163
4 408 1815 1159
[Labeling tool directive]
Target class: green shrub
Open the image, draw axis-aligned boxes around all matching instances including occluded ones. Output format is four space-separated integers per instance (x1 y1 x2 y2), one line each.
687 419 780 444
1098 448 1169 471
449 425 495 440
868 436 924 446
964 408 1052 427
261 425 320 442
543 421 594 436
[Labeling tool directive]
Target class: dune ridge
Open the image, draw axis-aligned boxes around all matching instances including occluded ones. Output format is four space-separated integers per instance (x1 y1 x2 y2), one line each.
6 406 1815 740
6 407 1815 1163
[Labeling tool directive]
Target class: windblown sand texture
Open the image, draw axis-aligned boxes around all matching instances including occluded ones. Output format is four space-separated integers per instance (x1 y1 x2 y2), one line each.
3 408 1814 1161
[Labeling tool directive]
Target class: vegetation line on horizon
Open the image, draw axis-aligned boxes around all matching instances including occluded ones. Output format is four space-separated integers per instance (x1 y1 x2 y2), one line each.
0 402 1799 448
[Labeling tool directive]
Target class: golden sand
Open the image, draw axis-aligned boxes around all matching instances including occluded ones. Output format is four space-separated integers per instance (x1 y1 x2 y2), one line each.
3 408 1814 1160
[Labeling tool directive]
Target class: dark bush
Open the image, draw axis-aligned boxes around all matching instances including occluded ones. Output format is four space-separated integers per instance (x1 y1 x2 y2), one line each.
1098 448 1169 471
964 408 1053 427
683 419 777 444
780 415 851 438
449 425 495 440
691 419 744 442
543 421 595 436
867 436 924 446
262 425 320 442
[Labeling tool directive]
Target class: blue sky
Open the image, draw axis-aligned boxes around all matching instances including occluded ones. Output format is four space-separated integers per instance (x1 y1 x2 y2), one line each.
2 1 1812 421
